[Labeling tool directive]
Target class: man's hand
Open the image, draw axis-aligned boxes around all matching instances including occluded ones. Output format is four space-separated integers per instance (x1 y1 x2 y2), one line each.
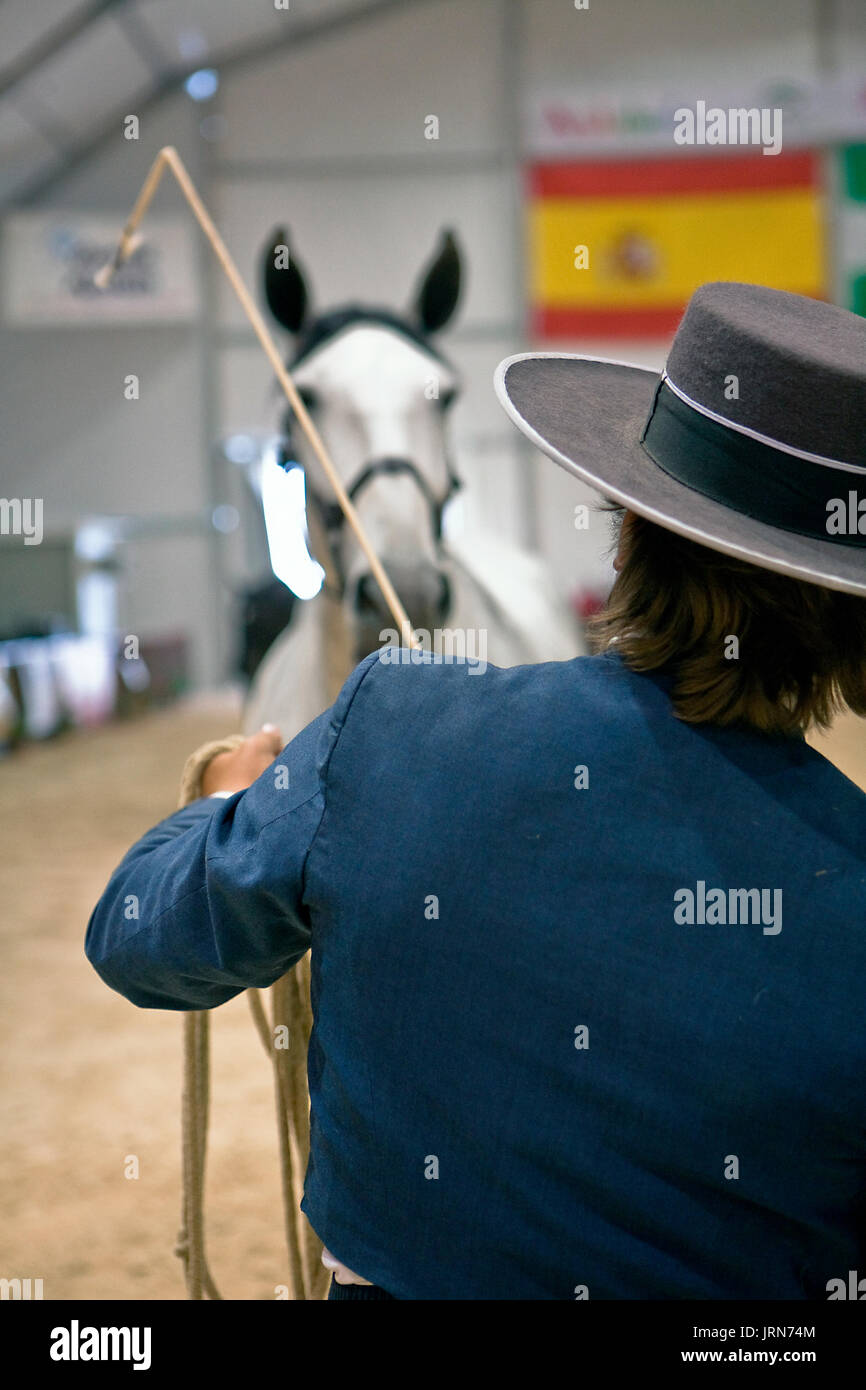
200 725 284 797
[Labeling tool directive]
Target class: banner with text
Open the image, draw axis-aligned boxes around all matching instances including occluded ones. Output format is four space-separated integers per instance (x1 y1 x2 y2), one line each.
2 213 199 326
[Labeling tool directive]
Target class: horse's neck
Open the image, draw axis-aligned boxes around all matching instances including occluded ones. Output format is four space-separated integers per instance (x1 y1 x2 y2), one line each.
242 594 330 737
302 497 358 699
442 532 584 664
319 589 355 703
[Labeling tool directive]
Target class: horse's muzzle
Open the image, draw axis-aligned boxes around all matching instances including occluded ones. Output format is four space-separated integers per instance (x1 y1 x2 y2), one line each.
352 561 451 652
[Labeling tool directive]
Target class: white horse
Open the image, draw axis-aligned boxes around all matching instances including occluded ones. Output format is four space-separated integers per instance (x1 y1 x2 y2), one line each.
243 228 583 739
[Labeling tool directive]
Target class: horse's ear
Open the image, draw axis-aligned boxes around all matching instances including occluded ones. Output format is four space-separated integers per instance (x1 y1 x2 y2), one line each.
261 225 309 333
412 228 461 333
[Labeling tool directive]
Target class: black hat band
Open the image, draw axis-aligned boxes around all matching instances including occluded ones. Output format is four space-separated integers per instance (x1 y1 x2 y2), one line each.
640 377 866 549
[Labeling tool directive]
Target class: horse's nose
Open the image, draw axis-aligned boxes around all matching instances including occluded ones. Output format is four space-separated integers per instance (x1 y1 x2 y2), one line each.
354 562 451 629
436 571 451 619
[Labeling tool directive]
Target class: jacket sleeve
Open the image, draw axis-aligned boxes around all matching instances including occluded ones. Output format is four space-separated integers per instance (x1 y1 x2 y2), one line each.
84 651 381 1011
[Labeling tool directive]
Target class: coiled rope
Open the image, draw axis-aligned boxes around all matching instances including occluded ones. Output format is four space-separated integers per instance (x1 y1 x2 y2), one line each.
174 736 330 1301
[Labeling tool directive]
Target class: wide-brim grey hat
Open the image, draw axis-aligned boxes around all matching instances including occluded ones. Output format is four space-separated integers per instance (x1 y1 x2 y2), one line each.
494 282 866 596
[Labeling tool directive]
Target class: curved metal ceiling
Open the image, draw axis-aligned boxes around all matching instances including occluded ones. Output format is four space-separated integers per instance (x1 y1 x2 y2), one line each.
0 0 412 207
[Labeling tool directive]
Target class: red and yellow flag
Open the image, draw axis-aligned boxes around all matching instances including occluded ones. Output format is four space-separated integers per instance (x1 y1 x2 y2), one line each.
529 151 825 338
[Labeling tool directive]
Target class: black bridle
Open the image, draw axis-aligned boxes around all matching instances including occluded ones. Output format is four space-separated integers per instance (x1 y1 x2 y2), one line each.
277 444 462 598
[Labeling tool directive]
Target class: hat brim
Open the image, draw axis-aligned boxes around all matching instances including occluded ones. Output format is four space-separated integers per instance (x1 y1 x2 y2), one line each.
494 353 866 598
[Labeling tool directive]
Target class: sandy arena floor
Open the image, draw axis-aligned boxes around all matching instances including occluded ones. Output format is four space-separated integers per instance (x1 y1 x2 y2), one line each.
0 692 297 1302
0 692 863 1301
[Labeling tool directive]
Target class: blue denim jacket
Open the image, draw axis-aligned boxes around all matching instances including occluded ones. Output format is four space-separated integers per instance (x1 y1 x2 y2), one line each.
85 649 866 1299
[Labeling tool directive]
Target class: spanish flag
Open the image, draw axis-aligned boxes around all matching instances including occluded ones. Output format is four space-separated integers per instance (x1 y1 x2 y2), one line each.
529 151 825 338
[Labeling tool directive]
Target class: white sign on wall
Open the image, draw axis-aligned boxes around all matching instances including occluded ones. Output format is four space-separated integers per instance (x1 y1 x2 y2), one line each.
1 213 199 325
525 77 866 156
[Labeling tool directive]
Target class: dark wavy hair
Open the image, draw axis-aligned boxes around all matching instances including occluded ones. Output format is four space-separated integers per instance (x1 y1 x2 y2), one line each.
588 505 866 736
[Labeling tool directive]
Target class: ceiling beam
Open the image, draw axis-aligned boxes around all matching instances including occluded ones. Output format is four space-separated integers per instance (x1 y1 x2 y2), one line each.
0 0 130 102
13 0 433 208
114 3 174 84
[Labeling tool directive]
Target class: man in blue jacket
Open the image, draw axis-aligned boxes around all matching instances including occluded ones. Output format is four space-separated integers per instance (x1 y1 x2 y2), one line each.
86 282 866 1299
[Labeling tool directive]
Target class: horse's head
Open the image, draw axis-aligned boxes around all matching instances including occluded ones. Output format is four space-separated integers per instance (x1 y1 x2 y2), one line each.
261 227 462 658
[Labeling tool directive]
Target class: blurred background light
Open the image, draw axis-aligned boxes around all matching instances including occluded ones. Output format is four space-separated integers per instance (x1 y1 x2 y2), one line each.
211 504 240 534
184 68 219 102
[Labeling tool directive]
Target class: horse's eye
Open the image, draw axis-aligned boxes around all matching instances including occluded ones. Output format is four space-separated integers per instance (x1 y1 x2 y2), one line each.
438 387 458 410
296 386 319 412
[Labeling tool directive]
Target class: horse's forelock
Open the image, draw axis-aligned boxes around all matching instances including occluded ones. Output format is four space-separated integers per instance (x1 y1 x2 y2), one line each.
290 305 452 369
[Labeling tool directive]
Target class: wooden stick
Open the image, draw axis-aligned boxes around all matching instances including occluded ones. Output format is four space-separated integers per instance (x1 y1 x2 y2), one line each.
96 145 420 649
